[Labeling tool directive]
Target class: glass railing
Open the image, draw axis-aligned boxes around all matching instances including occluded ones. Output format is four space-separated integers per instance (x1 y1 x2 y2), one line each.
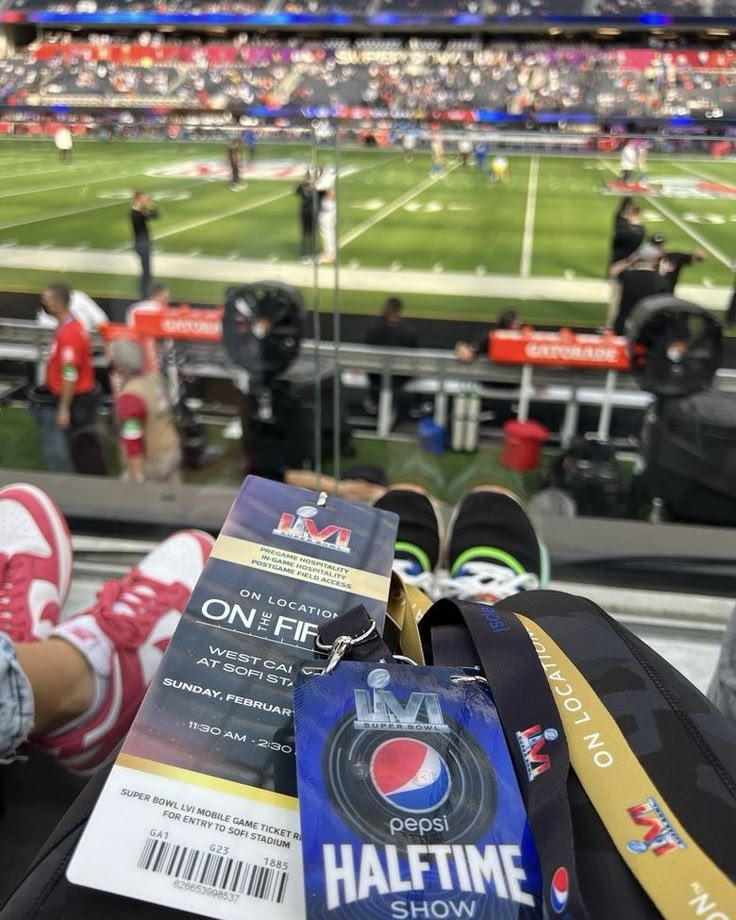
0 121 734 550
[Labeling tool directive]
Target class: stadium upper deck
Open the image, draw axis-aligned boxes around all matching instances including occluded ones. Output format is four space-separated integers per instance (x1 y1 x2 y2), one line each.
1 38 735 121
1 0 734 25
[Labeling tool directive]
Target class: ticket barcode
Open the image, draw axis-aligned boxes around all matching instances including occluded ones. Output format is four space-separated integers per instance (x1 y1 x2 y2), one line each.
137 838 289 903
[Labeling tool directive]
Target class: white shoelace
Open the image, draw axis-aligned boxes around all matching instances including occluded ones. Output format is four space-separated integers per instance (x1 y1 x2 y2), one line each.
433 560 539 603
392 558 436 596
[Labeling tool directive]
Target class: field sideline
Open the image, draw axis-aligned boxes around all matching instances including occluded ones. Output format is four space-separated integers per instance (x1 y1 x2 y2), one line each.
0 139 734 326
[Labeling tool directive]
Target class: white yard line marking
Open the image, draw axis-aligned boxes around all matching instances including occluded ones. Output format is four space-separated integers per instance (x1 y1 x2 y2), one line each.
0 161 109 181
339 163 460 249
0 168 151 200
0 199 122 233
603 160 732 269
644 198 731 268
151 189 292 242
674 160 736 187
520 156 540 278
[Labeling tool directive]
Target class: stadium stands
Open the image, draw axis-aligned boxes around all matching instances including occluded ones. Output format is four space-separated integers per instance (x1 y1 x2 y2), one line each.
2 38 736 118
2 0 269 15
3 0 736 17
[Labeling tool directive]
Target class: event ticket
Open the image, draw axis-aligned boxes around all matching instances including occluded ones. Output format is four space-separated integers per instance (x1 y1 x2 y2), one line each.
68 475 398 919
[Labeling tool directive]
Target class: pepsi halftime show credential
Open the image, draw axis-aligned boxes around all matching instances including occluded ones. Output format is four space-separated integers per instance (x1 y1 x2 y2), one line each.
293 662 543 920
67 476 398 920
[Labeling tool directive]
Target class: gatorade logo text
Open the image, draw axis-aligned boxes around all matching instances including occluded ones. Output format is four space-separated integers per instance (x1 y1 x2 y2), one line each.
626 797 686 856
354 669 450 733
273 505 351 554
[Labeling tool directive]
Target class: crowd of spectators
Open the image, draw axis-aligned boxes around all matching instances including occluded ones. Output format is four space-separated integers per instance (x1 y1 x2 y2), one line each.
3 35 736 117
0 34 291 107
4 0 736 16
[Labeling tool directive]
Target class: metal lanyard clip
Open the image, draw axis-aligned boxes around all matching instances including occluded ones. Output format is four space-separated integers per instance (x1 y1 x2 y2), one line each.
301 620 379 677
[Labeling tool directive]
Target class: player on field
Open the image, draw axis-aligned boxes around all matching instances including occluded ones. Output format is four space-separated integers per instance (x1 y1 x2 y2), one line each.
474 141 491 180
227 137 243 191
402 129 418 163
319 188 337 264
430 131 445 176
54 126 73 164
458 136 472 167
637 142 649 187
244 128 257 164
316 170 337 264
491 155 509 184
620 140 638 185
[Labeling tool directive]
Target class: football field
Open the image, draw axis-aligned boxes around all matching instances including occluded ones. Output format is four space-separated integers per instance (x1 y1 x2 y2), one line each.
0 138 734 325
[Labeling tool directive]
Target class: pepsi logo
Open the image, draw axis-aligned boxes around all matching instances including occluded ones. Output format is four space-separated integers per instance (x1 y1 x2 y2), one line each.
550 866 569 914
370 738 451 814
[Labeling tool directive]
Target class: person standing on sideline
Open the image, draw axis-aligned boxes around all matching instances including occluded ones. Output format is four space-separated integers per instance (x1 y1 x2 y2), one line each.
606 197 645 328
609 244 663 336
610 197 645 266
32 284 106 475
620 139 638 185
295 170 318 262
130 191 159 301
227 137 243 190
316 173 337 264
649 233 706 294
54 125 73 163
244 128 257 163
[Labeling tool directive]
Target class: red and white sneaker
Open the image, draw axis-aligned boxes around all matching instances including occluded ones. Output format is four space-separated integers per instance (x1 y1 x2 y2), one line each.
37 528 214 772
0 483 72 643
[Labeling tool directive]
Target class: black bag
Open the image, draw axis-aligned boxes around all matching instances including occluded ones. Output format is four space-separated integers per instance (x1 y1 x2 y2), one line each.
3 590 735 919
549 438 626 517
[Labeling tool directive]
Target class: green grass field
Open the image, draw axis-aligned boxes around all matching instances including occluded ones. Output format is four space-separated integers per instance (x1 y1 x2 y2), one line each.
0 138 734 325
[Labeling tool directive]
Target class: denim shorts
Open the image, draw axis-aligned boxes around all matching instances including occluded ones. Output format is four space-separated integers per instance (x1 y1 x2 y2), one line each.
0 631 34 763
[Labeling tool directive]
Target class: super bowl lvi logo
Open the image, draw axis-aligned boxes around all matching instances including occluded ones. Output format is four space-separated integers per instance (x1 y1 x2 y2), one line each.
322 668 497 847
273 505 352 554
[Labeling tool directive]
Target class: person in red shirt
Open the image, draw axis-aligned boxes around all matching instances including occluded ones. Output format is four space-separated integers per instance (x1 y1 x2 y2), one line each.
33 284 106 475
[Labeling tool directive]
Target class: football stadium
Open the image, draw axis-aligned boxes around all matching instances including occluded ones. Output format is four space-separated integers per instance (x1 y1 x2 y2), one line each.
0 1 736 916
1 139 736 321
